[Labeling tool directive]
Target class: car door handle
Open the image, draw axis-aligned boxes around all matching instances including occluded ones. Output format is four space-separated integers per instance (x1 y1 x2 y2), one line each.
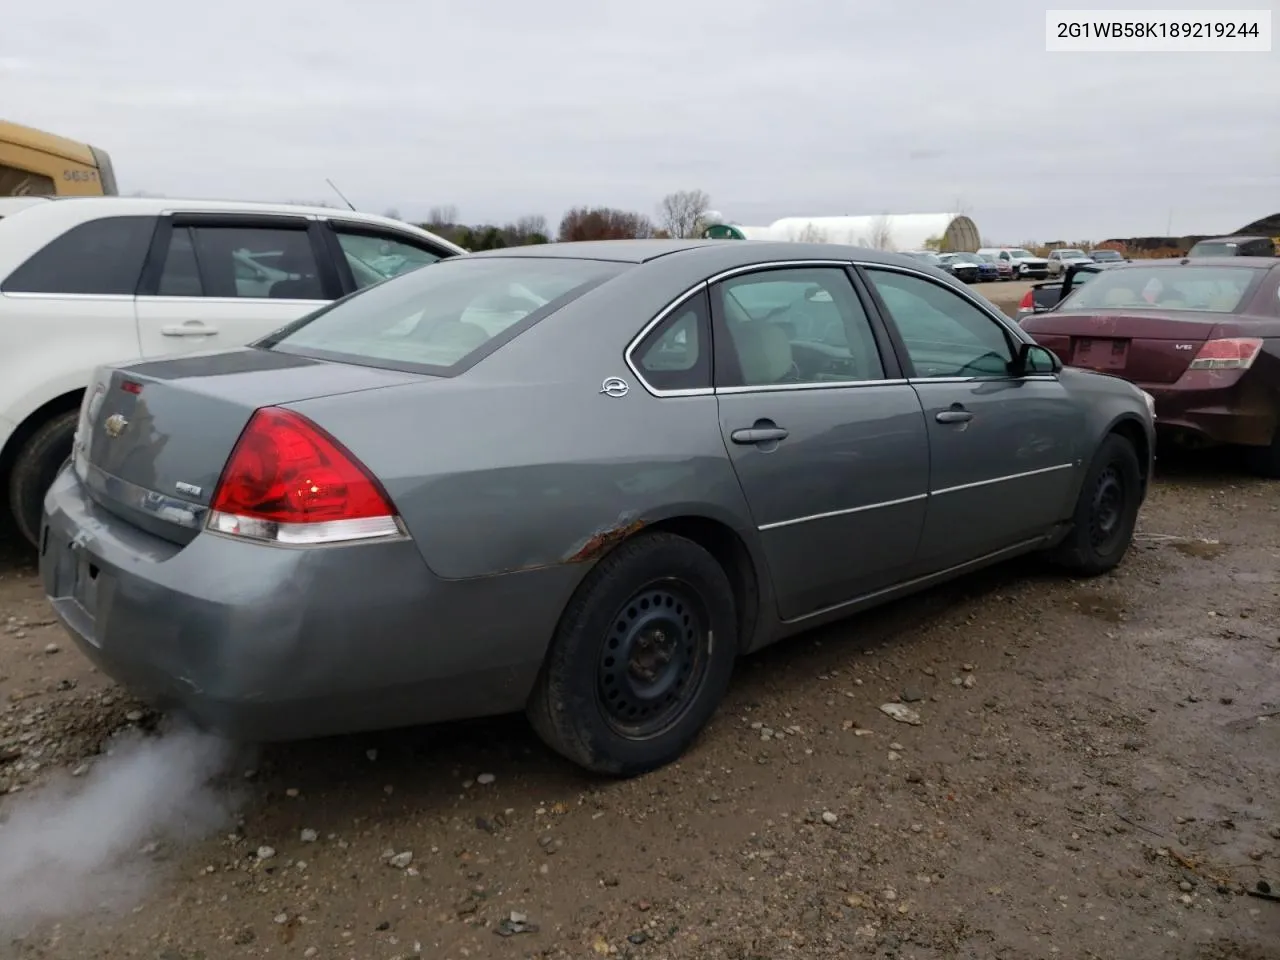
161 322 219 337
730 426 790 444
935 409 974 424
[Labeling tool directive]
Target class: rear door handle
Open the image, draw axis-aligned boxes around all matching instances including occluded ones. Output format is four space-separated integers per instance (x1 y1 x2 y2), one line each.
730 426 790 444
161 322 219 337
935 409 974 424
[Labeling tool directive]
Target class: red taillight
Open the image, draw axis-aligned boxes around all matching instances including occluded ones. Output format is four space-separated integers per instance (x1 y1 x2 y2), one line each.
1188 337 1263 371
121 380 142 395
207 408 402 545
1018 289 1035 310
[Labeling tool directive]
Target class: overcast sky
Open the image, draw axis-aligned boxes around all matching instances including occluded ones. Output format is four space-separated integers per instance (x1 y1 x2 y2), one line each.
4 0 1276 242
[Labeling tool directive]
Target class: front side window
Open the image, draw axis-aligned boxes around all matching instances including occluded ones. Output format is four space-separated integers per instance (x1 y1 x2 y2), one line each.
713 267 885 387
2 216 157 295
263 256 627 374
864 268 1014 379
335 230 445 290
632 290 711 392
156 225 325 300
1058 265 1258 313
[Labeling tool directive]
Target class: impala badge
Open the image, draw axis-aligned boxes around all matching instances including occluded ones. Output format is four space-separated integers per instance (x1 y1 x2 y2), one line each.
104 414 129 438
599 377 630 398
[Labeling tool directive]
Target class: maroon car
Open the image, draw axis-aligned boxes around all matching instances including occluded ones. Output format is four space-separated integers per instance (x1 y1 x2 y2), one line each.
1021 258 1280 476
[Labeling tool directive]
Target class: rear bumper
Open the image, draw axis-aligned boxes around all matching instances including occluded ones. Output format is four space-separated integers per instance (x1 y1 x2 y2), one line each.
39 465 582 741
1141 371 1277 447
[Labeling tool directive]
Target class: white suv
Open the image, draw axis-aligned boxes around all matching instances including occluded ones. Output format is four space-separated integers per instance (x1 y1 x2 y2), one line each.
976 246 1050 279
0 196 464 544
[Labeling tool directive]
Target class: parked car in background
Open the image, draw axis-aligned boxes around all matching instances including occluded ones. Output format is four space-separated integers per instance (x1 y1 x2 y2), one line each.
40 239 1154 776
1046 248 1095 277
901 250 952 274
977 246 1050 279
0 195 464 544
950 252 999 282
977 252 1014 280
1087 248 1128 264
1187 235 1276 258
936 253 979 283
1021 257 1280 477
1014 263 1120 323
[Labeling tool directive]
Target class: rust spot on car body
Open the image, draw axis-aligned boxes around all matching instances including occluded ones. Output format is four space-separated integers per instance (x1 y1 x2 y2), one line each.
564 516 647 563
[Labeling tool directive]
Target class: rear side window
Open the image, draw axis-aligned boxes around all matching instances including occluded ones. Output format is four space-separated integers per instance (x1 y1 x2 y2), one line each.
632 289 712 392
2 215 156 295
263 256 627 375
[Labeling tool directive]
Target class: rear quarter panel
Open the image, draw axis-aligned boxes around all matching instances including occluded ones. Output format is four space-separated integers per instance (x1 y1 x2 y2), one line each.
1058 366 1156 500
286 257 761 583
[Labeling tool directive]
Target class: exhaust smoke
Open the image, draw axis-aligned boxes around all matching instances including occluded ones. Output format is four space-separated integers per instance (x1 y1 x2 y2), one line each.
0 723 241 936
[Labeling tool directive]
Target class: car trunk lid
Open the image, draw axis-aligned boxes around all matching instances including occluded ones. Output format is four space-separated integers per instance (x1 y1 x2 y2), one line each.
1020 310 1229 384
75 348 430 544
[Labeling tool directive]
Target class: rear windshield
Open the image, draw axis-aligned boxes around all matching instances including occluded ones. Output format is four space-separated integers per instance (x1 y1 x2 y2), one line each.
261 256 627 374
1058 265 1259 314
1188 241 1240 257
1089 250 1122 260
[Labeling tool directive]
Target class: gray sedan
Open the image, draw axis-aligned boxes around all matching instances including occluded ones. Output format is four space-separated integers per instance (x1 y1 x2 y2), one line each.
40 240 1156 776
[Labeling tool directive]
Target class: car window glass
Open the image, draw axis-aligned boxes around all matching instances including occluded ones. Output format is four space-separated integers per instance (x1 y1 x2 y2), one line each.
633 292 711 391
2 215 156 295
1060 265 1256 314
713 267 885 387
177 226 325 300
265 256 627 374
336 231 444 290
864 268 1014 379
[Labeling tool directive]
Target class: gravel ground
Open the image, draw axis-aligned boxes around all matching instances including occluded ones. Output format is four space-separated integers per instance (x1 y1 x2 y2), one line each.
1 454 1278 960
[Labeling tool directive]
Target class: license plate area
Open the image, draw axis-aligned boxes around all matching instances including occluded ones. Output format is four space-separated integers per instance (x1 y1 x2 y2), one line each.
1073 337 1129 371
71 551 100 614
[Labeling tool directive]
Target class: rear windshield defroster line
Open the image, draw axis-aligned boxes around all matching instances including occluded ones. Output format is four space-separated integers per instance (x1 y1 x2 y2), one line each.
258 256 629 377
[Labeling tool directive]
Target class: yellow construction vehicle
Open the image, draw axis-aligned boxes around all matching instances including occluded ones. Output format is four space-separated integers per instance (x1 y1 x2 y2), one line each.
0 119 118 197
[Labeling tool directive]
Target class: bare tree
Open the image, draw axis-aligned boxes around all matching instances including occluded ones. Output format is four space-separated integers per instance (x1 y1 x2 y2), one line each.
558 207 654 242
426 205 459 228
657 189 712 239
512 214 549 242
383 207 402 221
922 235 944 251
795 224 828 244
867 214 894 251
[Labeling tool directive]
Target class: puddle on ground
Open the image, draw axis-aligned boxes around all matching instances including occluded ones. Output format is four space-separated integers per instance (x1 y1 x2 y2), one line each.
1062 590 1128 623
1173 540 1227 560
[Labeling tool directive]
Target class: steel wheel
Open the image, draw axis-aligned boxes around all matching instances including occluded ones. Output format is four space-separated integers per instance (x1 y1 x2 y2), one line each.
1087 464 1127 553
596 579 711 739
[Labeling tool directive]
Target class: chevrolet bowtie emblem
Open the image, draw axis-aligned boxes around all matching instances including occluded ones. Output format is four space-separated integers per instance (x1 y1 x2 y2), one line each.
104 414 129 438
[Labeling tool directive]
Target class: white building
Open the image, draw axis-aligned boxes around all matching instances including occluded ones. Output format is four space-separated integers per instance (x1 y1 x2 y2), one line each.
702 212 980 253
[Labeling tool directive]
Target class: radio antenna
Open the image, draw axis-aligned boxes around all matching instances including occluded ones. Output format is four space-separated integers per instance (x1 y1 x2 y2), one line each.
325 178 357 211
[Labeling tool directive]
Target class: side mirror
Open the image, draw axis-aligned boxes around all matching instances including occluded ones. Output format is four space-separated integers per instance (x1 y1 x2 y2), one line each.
1016 342 1062 375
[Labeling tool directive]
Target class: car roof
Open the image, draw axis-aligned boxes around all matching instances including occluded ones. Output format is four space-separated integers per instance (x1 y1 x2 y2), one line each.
1193 235 1269 244
1098 256 1277 269
0 194 403 223
464 238 949 271
0 195 466 253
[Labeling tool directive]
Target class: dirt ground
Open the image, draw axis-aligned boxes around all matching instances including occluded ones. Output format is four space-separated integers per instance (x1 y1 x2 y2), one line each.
2 446 1278 959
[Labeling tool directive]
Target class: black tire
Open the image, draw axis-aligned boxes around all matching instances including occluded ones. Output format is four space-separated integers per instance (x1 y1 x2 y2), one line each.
527 532 738 777
7 410 78 547
1047 433 1142 576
